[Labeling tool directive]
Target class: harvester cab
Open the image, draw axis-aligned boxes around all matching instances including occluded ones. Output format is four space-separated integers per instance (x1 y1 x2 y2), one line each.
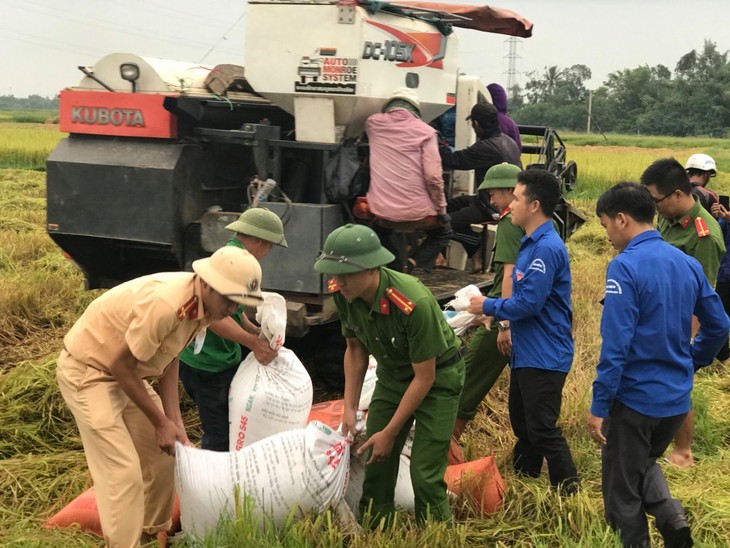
46 0 582 336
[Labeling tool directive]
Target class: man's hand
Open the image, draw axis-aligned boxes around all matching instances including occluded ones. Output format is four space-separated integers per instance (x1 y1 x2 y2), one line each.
587 414 606 445
358 430 396 465
252 338 277 365
472 314 494 330
156 417 187 455
497 327 512 356
341 407 359 438
468 295 487 315
711 202 730 221
438 213 452 228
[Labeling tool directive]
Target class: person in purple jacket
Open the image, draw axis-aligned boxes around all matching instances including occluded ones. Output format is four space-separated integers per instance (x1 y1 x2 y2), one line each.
487 83 522 152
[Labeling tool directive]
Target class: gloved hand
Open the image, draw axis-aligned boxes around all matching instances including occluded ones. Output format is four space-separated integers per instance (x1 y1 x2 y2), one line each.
438 213 452 227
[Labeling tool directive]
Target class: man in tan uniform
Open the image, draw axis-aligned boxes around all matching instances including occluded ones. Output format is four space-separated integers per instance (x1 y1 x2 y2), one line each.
56 246 262 548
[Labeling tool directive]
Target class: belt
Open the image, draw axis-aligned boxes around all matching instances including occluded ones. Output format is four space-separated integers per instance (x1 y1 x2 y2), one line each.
436 348 464 369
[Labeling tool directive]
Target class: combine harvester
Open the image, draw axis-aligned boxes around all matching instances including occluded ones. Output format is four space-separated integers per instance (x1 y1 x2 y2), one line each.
47 0 584 337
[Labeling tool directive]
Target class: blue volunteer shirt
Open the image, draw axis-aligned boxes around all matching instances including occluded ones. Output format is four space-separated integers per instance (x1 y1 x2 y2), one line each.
482 220 573 372
591 230 730 419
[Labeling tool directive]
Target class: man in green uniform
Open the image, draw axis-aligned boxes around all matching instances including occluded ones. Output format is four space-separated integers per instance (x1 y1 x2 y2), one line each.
451 163 523 459
314 224 465 524
641 157 725 468
179 207 287 451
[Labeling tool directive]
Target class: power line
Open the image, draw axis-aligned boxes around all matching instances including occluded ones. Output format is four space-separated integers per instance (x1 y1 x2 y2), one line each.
96 0 238 30
6 1 243 57
198 11 247 63
0 27 100 58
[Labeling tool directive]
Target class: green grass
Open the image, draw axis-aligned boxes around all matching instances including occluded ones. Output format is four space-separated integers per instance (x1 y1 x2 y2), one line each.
0 109 58 124
1 127 729 546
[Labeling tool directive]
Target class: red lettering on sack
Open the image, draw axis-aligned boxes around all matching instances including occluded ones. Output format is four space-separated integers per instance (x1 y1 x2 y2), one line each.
326 441 346 469
235 416 248 451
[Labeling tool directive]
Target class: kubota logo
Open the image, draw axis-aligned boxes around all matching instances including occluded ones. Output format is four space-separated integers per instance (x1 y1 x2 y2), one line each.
362 21 447 69
71 106 145 127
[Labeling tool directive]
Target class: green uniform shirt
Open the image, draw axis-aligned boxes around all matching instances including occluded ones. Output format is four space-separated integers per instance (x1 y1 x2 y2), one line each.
487 211 524 299
179 237 246 372
658 197 725 287
335 268 461 382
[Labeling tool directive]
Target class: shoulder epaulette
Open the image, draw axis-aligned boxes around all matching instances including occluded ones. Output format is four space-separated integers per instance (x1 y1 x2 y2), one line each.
177 295 199 320
695 217 710 238
328 278 340 293
386 287 416 315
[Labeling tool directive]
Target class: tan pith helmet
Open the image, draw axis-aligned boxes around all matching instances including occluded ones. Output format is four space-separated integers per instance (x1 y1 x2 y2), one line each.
192 246 263 306
225 207 287 247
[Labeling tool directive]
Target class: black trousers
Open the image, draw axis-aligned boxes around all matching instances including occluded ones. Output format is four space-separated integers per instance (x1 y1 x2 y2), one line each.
179 360 238 451
373 224 453 273
714 281 730 360
508 367 579 490
602 402 688 548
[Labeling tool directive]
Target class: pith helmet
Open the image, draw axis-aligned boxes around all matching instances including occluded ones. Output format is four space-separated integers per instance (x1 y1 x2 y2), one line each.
193 247 263 306
225 207 288 247
384 87 420 113
314 224 395 275
685 153 717 176
478 162 521 190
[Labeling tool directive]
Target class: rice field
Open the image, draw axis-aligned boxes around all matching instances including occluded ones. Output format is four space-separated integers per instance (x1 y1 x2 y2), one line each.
0 123 65 170
1 121 729 546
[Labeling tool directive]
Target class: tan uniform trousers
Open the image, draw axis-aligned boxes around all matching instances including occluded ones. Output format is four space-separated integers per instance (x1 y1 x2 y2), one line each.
56 350 174 548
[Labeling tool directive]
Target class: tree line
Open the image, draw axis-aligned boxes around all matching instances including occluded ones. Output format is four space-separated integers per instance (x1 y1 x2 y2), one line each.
0 95 58 110
510 40 730 137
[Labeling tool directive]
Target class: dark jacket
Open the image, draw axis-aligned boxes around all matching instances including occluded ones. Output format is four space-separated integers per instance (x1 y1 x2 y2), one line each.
440 129 522 186
487 83 522 151
441 129 522 227
691 183 719 213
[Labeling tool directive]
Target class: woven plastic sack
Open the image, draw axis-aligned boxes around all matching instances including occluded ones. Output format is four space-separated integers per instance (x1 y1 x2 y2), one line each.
176 421 352 538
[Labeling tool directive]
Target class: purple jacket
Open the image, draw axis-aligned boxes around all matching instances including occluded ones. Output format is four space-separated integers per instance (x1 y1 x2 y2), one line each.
487 83 522 151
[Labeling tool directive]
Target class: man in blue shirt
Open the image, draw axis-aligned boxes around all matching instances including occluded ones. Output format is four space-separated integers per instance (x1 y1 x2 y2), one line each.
589 183 729 548
468 168 579 494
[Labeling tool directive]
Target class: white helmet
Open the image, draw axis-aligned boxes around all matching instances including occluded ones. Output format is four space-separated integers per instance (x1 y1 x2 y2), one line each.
685 154 717 176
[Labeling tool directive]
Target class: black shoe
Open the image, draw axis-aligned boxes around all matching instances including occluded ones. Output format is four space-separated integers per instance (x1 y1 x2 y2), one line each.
663 525 692 548
556 477 580 496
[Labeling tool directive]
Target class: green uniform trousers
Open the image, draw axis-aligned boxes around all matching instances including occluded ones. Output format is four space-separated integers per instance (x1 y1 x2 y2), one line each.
457 326 509 421
360 359 465 524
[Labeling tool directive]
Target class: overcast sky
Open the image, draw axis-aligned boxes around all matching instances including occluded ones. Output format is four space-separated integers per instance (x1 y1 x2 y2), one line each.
2 0 728 98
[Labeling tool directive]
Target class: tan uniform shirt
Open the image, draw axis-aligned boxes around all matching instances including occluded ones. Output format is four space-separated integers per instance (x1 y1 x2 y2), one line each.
63 272 210 378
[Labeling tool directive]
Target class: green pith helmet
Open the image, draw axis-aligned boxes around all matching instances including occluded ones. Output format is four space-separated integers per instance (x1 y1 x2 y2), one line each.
477 162 521 191
225 207 287 247
314 224 395 275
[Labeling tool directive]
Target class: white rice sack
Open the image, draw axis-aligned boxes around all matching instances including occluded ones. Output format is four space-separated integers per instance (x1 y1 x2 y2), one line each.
344 442 415 518
444 284 483 336
255 292 287 350
400 423 416 458
393 454 415 510
357 355 378 411
229 347 313 451
176 421 351 538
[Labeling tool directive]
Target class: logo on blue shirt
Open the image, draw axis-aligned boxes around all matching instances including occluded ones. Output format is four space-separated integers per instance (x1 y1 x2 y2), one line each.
605 279 622 295
528 258 546 274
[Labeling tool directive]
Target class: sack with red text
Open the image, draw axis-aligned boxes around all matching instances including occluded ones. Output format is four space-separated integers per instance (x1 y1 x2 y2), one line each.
256 292 287 350
175 421 352 538
229 346 313 451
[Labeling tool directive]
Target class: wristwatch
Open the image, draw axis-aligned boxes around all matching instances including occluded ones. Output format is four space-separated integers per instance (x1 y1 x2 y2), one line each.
497 321 510 332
